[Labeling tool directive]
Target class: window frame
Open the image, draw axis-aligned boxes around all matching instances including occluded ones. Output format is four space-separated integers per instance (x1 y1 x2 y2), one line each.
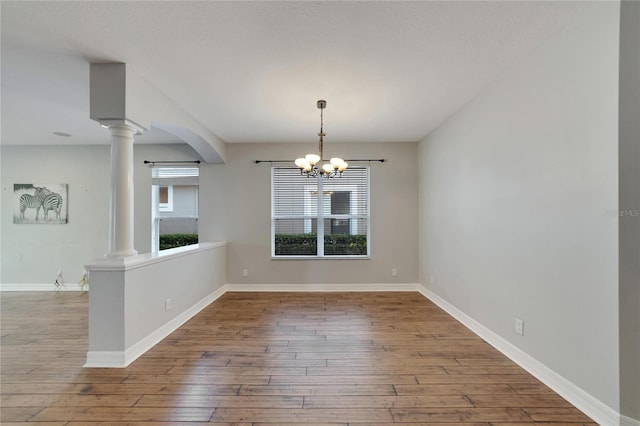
150 166 200 252
271 165 370 259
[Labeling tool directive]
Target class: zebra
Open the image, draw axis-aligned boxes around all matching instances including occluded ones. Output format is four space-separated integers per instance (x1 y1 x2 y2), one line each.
42 192 63 221
19 186 51 221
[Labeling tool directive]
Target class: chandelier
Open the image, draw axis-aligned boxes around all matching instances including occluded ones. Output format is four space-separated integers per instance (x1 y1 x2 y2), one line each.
295 100 348 178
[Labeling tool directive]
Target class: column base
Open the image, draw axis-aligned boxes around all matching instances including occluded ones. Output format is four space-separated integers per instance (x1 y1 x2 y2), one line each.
105 249 139 258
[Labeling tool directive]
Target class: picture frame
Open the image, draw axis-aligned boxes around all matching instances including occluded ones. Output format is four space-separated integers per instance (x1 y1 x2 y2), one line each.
13 183 68 224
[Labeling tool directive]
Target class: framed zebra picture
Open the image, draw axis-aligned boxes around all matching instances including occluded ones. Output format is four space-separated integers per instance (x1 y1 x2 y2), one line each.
13 184 68 224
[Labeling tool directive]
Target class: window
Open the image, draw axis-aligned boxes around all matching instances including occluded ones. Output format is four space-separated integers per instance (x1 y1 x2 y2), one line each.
158 185 174 212
151 167 199 251
271 166 369 257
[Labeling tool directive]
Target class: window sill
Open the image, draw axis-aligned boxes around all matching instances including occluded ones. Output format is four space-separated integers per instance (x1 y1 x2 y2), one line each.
272 255 370 260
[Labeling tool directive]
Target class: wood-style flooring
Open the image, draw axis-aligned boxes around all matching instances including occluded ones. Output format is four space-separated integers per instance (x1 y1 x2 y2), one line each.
1 291 596 425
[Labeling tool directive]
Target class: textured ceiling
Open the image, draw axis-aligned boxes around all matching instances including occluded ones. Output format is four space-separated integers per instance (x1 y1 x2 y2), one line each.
1 1 594 146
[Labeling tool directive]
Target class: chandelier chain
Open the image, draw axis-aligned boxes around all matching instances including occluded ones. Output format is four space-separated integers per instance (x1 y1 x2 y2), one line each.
295 100 347 178
318 103 324 159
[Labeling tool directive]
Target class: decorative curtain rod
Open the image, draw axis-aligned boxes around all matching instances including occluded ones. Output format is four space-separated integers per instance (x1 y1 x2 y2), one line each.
144 160 201 165
255 159 385 164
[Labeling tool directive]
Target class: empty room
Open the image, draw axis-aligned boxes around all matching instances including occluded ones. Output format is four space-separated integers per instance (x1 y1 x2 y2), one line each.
1 1 638 425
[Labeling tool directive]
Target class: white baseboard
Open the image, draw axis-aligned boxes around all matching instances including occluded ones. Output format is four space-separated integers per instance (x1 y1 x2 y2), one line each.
0 282 88 291
83 351 126 368
226 283 420 292
417 284 624 426
622 415 640 426
84 285 227 368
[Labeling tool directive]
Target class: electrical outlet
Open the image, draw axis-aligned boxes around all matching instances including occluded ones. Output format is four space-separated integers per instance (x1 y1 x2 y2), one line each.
430 275 434 284
391 268 398 277
515 318 524 335
242 269 248 277
165 298 171 311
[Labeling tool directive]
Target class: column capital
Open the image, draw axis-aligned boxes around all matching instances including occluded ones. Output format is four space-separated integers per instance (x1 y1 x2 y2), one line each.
100 119 146 135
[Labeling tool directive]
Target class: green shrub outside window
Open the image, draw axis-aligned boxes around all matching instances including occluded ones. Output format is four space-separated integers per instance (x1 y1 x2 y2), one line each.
159 233 198 250
274 233 367 256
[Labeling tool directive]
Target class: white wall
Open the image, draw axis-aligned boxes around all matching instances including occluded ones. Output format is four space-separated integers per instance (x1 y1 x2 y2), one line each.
418 3 620 412
200 142 418 285
2 141 418 287
1 145 110 285
0 143 201 286
618 0 640 420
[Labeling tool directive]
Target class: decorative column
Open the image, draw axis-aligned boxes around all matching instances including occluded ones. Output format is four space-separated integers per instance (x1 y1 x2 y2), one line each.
106 122 142 257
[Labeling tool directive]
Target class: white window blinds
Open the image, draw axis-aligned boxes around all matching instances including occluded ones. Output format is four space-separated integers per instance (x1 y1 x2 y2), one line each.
151 167 199 186
271 166 369 257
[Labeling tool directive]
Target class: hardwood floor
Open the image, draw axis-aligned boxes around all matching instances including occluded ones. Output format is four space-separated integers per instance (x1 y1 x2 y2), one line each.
1 291 596 425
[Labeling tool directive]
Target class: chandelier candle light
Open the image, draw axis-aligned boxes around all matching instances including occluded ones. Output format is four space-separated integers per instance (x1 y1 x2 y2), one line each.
295 100 348 178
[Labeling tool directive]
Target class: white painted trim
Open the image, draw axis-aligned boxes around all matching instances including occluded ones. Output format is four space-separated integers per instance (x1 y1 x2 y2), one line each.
226 283 420 292
621 415 640 426
84 285 227 368
84 351 127 368
0 283 88 292
417 284 622 426
86 241 226 272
